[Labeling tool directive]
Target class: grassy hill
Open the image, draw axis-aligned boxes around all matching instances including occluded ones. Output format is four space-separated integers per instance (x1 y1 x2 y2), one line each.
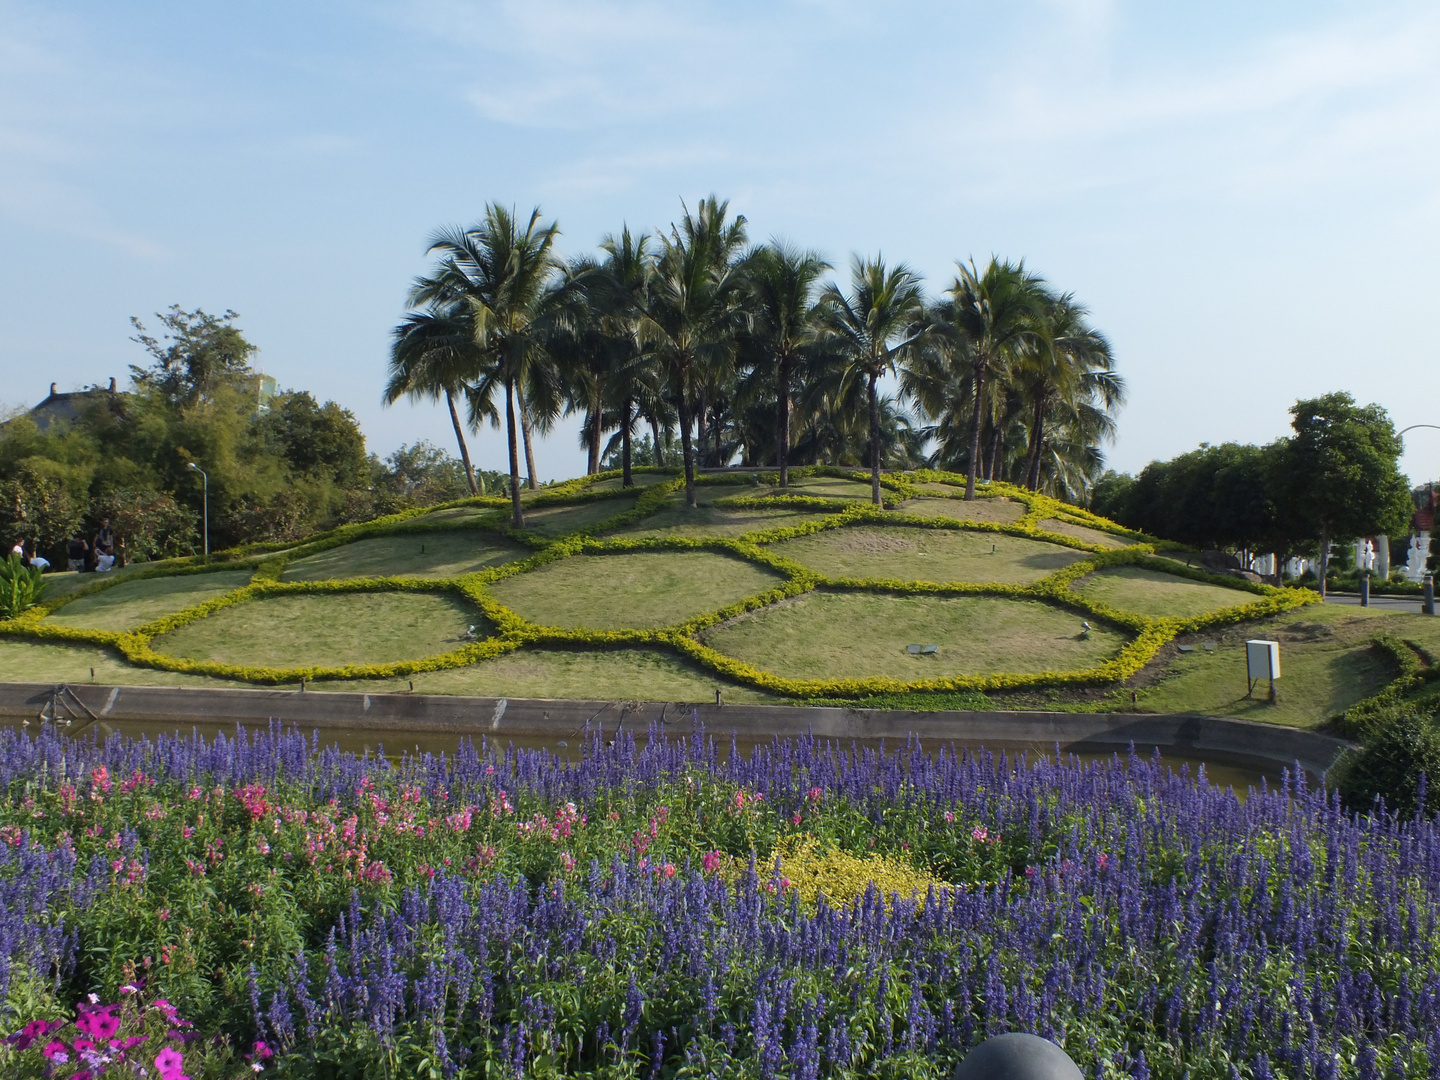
4 465 1433 728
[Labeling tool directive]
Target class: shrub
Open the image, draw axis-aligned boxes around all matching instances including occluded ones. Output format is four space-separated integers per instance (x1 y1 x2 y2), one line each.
0 553 45 619
1336 705 1440 817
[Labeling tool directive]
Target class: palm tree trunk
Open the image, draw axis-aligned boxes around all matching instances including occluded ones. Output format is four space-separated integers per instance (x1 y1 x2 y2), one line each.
649 415 665 468
622 395 634 488
868 371 882 506
965 364 987 500
696 391 708 470
1025 396 1046 491
587 400 602 476
777 359 791 488
504 379 525 528
987 423 1004 483
678 390 698 508
519 396 539 490
445 389 478 495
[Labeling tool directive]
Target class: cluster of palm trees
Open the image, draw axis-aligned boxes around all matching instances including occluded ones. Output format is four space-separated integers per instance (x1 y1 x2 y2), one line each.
384 198 1124 528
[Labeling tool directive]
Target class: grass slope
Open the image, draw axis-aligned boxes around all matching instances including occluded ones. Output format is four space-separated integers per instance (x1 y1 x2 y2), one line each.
1075 566 1255 618
282 533 524 581
898 497 1027 524
152 592 484 668
702 591 1128 680
487 550 782 630
771 525 1085 585
44 572 254 632
314 646 780 703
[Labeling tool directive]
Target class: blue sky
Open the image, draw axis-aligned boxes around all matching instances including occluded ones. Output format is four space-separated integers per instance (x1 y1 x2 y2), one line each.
3 0 1438 484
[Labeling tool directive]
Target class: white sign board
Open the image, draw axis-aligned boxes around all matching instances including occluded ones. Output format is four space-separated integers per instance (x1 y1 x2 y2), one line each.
1245 640 1280 680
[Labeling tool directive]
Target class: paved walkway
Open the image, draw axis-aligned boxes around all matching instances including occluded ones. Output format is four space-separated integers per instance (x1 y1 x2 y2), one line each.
1324 592 1433 614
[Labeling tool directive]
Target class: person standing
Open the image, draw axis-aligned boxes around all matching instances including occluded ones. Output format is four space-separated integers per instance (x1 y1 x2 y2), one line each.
67 532 89 572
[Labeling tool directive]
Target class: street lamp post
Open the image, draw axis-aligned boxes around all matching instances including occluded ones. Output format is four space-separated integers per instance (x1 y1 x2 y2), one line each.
188 462 208 558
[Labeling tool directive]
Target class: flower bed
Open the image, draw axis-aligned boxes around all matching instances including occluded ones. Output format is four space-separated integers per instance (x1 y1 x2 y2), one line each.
1 723 1437 1079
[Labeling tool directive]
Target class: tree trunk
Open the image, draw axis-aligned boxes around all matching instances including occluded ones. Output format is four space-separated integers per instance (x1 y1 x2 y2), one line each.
1024 395 1046 491
650 415 665 468
695 391 708 471
713 406 724 466
964 364 987 500
587 399 602 476
1318 524 1330 598
868 371 882 506
445 389 479 495
622 395 634 488
504 379 525 529
987 422 1005 483
678 387 697 508
519 396 539 490
777 358 791 489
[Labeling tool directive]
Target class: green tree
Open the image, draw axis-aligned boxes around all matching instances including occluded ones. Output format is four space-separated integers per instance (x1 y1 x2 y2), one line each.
0 465 83 562
1278 393 1413 596
88 487 198 563
816 257 926 505
1018 293 1123 492
407 205 567 528
635 197 749 508
129 307 258 405
384 309 483 494
741 242 830 488
257 392 368 486
938 259 1048 499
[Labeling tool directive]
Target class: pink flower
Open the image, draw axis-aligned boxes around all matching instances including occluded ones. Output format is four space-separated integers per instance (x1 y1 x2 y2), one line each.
77 1007 120 1039
807 786 822 803
702 850 722 873
154 1045 186 1077
662 863 676 878
971 825 989 843
41 1039 69 1061
943 810 955 823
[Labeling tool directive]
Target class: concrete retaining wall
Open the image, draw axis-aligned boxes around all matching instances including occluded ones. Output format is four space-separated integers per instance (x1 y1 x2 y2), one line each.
0 682 1350 778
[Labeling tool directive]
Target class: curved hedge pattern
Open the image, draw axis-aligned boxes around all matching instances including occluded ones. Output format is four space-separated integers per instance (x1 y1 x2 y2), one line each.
0 466 1319 695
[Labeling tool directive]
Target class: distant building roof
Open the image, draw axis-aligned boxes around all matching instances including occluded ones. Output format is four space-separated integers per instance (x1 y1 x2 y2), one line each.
22 379 121 431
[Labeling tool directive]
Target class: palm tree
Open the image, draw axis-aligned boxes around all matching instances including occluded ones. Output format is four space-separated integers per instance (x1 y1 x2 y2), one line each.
1017 293 1123 491
742 242 830 488
632 197 749 508
816 257 926 505
587 228 661 487
408 204 565 528
383 309 482 494
940 258 1048 499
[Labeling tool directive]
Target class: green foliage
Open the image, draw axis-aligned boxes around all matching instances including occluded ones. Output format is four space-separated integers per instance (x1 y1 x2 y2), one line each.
1337 634 1439 737
88 487 198 561
129 305 258 404
1280 393 1414 545
1336 705 1440 817
0 464 83 554
0 553 45 618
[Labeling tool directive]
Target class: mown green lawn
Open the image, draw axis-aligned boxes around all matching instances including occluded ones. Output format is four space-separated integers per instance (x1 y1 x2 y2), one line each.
43 571 254 632
897 497 1027 524
1038 518 1137 548
702 591 1128 681
1075 565 1256 618
1138 603 1440 726
769 525 1084 584
282 533 525 581
151 591 485 669
486 551 783 630
314 645 780 702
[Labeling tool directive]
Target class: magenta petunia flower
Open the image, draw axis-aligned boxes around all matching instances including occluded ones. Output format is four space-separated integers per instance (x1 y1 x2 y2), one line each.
154 1045 186 1077
41 1040 69 1061
88 1010 120 1039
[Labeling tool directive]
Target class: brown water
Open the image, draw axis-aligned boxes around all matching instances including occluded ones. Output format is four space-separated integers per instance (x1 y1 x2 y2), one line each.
8 717 1276 794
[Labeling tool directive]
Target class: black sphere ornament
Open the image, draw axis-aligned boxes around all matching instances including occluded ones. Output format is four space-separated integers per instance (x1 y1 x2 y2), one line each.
953 1033 1084 1080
